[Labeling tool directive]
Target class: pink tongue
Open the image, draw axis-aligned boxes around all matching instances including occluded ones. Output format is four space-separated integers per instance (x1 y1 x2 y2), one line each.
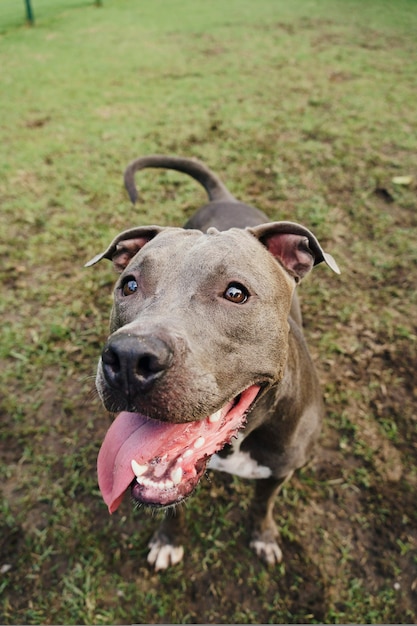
97 413 197 513
97 385 261 513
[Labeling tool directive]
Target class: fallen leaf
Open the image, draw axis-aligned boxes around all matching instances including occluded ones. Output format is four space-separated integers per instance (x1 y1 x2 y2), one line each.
392 175 413 186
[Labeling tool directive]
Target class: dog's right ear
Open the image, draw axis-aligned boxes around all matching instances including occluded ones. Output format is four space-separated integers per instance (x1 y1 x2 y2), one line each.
85 225 164 272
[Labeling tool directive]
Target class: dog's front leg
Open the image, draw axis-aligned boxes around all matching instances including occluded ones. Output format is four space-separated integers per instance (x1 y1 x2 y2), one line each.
147 506 185 571
249 473 293 566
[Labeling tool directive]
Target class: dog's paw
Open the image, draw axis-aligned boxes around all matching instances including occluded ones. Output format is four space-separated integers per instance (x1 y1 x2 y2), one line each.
147 536 184 571
250 530 283 566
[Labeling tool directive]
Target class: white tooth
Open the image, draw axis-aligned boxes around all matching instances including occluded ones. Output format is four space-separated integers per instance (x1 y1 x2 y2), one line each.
171 467 183 485
194 436 205 449
183 449 193 459
209 410 222 423
131 459 148 477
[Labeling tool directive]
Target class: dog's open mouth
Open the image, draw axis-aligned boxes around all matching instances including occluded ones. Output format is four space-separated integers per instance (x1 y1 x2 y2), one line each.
97 384 260 511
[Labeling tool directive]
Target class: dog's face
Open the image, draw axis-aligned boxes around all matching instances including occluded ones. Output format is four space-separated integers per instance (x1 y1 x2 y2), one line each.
87 223 338 511
100 227 295 416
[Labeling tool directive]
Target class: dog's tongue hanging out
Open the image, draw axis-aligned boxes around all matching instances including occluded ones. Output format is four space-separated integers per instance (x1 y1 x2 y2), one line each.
97 385 260 512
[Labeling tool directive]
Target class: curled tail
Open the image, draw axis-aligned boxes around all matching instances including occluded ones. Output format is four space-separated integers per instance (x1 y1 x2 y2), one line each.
123 155 237 204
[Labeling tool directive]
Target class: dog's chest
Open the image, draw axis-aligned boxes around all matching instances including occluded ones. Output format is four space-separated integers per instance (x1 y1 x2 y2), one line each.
207 433 272 479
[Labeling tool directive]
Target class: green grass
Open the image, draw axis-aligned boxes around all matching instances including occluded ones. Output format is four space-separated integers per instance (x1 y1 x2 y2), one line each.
1 0 417 623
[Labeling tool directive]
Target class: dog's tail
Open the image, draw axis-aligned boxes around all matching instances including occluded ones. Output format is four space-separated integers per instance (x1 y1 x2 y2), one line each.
124 155 237 205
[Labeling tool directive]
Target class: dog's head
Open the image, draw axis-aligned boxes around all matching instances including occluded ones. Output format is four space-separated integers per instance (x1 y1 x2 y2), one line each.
86 223 339 511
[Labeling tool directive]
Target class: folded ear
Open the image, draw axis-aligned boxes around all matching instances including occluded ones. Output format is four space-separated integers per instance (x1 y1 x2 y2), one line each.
248 221 340 282
85 225 164 272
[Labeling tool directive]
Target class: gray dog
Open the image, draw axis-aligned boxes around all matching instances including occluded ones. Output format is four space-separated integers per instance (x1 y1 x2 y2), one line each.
86 156 339 570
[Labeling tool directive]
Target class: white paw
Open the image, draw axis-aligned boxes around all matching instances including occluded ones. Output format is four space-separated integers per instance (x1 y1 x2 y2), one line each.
147 538 184 571
250 537 283 565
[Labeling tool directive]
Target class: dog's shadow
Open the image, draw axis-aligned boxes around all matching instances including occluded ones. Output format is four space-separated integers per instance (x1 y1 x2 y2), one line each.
111 470 327 622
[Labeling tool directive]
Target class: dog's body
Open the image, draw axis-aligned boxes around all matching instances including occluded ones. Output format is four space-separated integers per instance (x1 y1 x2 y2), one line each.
87 156 339 570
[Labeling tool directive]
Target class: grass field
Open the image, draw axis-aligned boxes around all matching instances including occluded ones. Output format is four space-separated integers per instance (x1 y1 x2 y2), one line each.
1 0 417 623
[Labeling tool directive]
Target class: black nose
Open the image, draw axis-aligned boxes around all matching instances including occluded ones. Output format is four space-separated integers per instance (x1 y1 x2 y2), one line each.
101 333 173 394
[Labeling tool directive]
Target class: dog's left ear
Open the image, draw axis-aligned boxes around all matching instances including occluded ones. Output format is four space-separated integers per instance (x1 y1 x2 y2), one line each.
85 225 164 272
248 221 340 282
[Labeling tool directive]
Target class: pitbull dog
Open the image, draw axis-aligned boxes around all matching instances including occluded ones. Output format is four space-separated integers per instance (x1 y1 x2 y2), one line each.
86 155 339 570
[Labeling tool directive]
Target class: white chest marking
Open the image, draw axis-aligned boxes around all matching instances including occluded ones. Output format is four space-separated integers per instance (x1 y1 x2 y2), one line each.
208 433 272 479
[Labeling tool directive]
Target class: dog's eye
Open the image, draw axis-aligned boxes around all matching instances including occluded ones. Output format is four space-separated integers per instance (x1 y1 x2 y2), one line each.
121 278 138 296
223 283 249 304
